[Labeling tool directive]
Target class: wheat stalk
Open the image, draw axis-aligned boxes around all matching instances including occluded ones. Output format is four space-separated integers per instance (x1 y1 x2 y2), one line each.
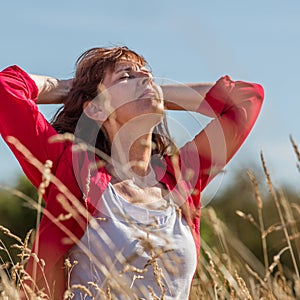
260 151 299 278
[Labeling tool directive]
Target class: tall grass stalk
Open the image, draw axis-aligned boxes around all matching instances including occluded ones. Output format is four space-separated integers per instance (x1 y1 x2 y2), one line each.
260 151 299 278
247 171 269 284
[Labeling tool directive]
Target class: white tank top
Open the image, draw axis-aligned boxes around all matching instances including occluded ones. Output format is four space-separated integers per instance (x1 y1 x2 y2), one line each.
68 183 197 299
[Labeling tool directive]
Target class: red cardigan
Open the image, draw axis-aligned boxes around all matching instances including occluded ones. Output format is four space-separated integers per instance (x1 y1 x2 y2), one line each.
0 65 264 298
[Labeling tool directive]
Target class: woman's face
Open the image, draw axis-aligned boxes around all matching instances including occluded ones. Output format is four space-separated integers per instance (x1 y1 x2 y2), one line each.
99 59 164 127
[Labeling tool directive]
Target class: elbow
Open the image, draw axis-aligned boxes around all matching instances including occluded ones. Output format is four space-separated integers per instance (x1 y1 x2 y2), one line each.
0 73 9 101
230 80 265 109
226 81 265 129
248 83 265 117
0 70 7 92
252 83 264 104
0 66 18 96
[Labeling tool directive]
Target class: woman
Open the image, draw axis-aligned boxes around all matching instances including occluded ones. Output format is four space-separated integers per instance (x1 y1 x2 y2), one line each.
0 47 264 299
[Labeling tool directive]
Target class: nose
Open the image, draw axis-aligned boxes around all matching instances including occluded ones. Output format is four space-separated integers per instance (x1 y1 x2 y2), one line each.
136 70 153 86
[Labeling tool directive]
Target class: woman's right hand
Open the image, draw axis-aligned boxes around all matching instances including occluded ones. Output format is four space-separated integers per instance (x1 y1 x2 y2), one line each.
29 74 73 104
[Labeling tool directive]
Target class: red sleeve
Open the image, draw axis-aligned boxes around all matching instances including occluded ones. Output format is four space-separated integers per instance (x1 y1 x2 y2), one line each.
178 75 264 195
0 65 65 190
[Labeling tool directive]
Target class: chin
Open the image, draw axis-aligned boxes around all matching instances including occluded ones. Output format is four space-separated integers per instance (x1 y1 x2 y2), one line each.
138 98 163 114
151 98 164 114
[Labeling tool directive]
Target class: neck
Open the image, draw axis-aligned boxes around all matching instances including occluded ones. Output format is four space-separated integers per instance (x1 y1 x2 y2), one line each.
128 134 153 176
105 119 155 179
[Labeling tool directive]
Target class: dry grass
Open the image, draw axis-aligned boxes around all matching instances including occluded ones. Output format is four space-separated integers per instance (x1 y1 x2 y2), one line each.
189 138 300 299
1 136 300 299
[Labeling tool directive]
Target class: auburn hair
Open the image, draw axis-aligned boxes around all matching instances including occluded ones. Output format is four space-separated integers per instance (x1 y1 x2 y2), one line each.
52 46 175 159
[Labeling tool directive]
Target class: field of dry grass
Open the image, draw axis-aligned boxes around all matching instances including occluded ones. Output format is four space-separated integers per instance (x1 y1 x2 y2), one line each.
1 137 300 299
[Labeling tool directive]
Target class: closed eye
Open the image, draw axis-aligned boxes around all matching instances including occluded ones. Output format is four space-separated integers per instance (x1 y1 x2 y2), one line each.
119 73 135 80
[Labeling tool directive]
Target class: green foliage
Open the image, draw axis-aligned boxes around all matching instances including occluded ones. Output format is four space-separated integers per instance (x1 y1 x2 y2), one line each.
0 176 37 265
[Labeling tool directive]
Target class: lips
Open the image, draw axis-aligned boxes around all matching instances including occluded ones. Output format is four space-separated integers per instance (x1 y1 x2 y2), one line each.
139 89 155 99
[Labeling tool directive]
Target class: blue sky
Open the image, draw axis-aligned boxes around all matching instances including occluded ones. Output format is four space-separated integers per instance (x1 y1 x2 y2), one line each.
1 0 300 199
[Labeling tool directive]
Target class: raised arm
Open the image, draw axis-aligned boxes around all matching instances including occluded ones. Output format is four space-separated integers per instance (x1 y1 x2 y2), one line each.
0 66 70 189
161 76 264 191
162 82 214 112
29 74 72 105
